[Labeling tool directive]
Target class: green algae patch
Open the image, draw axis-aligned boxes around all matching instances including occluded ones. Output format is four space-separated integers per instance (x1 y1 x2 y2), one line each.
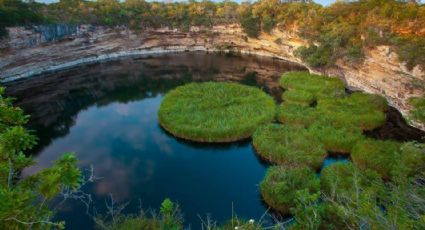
277 103 318 127
409 97 425 123
260 166 320 215
351 139 401 180
281 90 314 106
279 71 346 100
158 82 276 142
252 124 327 170
321 162 383 199
317 92 387 131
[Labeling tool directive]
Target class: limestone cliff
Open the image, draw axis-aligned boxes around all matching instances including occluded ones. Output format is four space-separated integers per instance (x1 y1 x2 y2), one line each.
0 24 424 130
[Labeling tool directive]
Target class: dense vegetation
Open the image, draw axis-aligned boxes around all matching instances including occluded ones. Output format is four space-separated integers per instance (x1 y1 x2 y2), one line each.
158 82 275 142
1 0 424 70
0 87 81 229
253 123 327 170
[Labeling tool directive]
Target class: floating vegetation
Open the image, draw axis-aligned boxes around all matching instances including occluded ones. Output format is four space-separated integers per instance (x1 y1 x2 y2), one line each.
252 124 327 170
276 103 317 127
158 82 276 142
279 71 346 100
316 92 387 131
281 89 314 106
260 166 320 215
409 97 425 123
321 162 382 200
308 122 364 154
351 139 401 180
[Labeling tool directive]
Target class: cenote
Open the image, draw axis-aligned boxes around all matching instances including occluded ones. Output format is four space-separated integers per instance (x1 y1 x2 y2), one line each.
5 52 424 229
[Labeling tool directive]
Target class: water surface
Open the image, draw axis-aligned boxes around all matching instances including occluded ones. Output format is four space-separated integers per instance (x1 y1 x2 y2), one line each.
5 52 424 229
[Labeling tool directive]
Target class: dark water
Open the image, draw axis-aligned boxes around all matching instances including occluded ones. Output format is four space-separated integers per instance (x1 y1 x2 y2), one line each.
4 52 424 229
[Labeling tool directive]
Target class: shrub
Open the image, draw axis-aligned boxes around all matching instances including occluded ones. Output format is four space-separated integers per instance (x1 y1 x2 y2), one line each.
308 122 364 154
281 90 314 106
276 103 317 128
409 97 425 123
279 72 346 100
158 82 276 142
252 124 327 170
351 139 401 180
240 12 261 38
295 45 333 67
260 166 320 215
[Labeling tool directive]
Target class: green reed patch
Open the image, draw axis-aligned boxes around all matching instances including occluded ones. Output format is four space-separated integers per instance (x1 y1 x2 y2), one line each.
308 122 364 154
409 97 425 123
260 166 320 215
351 139 401 180
252 124 327 170
399 142 425 178
321 162 383 200
158 82 276 142
279 71 346 100
277 103 318 127
317 92 387 131
281 90 314 106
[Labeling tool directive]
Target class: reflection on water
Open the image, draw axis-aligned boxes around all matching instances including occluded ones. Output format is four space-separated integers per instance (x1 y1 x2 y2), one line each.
5 52 307 229
4 52 424 229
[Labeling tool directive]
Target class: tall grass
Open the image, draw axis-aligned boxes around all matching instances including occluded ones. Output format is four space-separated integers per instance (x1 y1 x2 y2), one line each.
158 82 276 142
252 124 327 170
260 166 320 215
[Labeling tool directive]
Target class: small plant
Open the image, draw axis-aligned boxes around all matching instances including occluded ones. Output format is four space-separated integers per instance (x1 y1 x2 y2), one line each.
260 166 320 215
253 124 327 170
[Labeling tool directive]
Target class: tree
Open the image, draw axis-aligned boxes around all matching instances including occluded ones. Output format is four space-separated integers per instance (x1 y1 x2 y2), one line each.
0 87 81 229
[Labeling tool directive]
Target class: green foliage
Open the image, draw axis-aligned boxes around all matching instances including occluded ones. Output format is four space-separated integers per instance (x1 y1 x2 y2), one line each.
276 103 317 127
409 96 425 123
351 139 401 180
392 36 425 70
289 190 323 230
158 82 276 142
316 92 388 131
308 122 364 154
253 124 327 170
0 0 44 37
279 72 346 100
281 89 314 106
295 45 333 67
240 10 260 38
0 87 81 229
260 166 320 215
97 198 183 230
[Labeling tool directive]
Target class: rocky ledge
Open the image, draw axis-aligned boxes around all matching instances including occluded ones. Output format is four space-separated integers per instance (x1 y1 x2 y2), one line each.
0 24 424 130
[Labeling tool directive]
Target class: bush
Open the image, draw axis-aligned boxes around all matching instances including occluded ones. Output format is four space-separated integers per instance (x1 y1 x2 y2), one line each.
409 97 425 123
351 139 401 180
308 122 364 154
279 72 346 100
240 12 261 38
276 103 317 128
260 166 320 215
281 90 314 106
158 82 276 142
252 124 327 170
295 45 333 67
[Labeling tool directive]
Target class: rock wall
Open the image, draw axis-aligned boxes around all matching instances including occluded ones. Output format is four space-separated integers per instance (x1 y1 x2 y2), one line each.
0 24 424 130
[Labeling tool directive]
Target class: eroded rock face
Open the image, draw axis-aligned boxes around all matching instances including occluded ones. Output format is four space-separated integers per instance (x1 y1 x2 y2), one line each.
0 24 424 130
